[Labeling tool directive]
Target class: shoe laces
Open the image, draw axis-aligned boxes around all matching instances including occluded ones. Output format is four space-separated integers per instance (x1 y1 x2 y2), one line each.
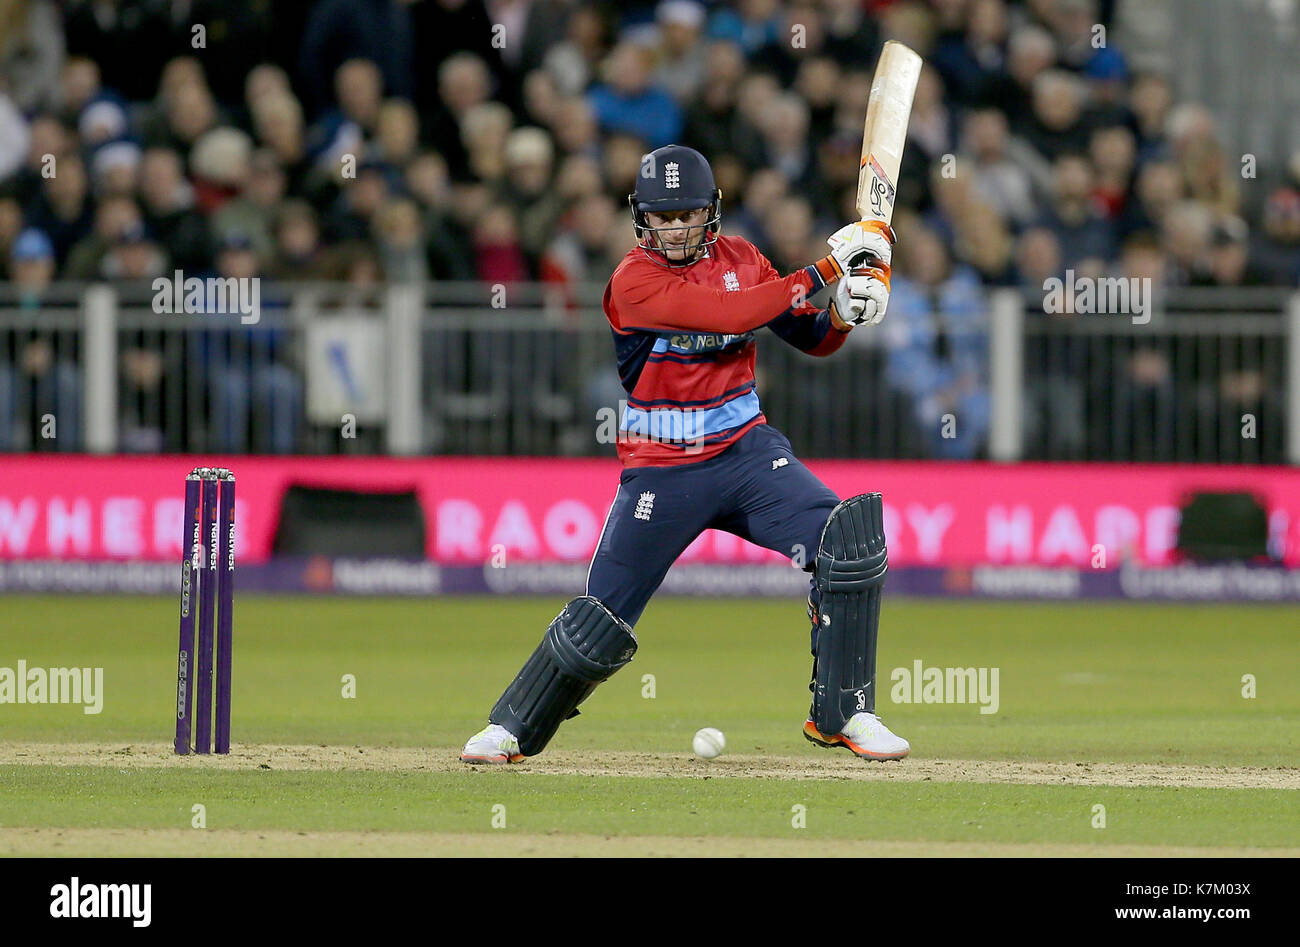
474 724 518 751
842 712 883 741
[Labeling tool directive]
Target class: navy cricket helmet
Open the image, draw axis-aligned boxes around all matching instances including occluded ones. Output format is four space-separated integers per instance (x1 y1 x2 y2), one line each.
628 144 722 267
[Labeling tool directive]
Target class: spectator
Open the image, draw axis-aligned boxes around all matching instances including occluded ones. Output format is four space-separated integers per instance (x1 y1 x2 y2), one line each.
1022 70 1090 159
64 195 143 279
1169 103 1238 217
62 0 171 102
306 59 384 174
0 194 24 274
541 4 612 96
1161 200 1214 286
1249 188 1300 285
794 57 840 145
752 2 828 86
325 162 390 244
373 99 419 169
708 0 782 55
1129 73 1172 161
497 127 563 268
763 196 817 274
1018 224 1087 458
984 24 1056 130
406 150 451 211
653 1 709 105
1 0 64 113
150 78 223 157
760 94 822 202
182 0 274 107
931 0 1008 107
419 174 478 280
25 150 92 267
878 226 991 460
1038 153 1115 274
243 64 294 122
1200 216 1271 288
820 0 881 66
89 140 141 200
213 149 286 258
429 53 494 180
137 147 213 272
0 87 30 183
1112 237 1175 460
553 154 603 204
472 203 528 283
600 132 649 199
54 55 101 126
138 58 220 151
1052 0 1121 74
189 126 254 214
460 102 515 184
374 197 428 283
268 200 327 281
1088 125 1137 220
541 192 624 287
956 204 1014 284
410 0 508 115
251 94 312 195
100 222 167 282
732 71 782 170
1080 46 1131 131
587 43 682 149
907 66 959 173
522 69 561 128
207 232 300 454
726 167 788 249
963 108 1041 228
1013 226 1064 284
1116 159 1181 241
548 96 600 159
4 229 81 450
9 114 71 197
298 0 414 115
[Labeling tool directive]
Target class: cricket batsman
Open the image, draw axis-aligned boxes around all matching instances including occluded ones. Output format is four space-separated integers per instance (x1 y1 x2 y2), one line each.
461 144 909 763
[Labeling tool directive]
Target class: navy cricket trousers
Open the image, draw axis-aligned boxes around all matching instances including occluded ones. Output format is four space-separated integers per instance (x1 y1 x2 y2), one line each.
586 424 840 628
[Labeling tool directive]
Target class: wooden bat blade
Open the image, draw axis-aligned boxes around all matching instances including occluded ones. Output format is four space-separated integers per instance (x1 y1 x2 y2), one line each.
857 41 923 223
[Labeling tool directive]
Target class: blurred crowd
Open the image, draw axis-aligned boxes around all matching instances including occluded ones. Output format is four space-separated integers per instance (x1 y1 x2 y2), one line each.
1 0 1298 459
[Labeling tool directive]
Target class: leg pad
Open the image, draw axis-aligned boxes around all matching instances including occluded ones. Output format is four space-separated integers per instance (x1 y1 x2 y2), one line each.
491 596 637 756
810 494 888 735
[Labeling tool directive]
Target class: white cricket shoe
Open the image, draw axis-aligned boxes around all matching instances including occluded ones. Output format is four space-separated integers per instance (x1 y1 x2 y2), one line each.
803 711 910 761
459 723 525 764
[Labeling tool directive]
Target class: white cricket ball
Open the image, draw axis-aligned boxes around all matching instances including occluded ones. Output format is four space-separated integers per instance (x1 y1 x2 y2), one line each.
692 727 726 759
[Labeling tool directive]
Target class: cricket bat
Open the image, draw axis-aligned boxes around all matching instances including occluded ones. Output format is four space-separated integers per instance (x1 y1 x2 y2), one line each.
857 41 923 225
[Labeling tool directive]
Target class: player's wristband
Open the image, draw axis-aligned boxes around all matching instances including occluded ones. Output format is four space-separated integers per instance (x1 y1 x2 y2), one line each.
805 256 842 290
828 300 855 333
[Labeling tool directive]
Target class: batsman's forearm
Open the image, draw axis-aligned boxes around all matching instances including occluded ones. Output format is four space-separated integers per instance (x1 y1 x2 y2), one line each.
767 307 850 356
611 259 840 334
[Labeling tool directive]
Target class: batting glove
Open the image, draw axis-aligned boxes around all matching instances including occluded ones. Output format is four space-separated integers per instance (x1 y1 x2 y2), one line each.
829 266 891 330
826 219 895 278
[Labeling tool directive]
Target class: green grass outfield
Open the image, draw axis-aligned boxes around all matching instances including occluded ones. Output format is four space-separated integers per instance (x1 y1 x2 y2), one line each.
1 595 1297 856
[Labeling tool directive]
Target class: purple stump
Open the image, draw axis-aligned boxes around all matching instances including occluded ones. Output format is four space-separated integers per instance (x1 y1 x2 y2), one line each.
215 471 235 754
174 471 203 754
194 473 219 754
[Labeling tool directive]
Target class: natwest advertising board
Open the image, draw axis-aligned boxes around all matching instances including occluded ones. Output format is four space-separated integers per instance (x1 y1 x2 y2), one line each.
0 456 1297 567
